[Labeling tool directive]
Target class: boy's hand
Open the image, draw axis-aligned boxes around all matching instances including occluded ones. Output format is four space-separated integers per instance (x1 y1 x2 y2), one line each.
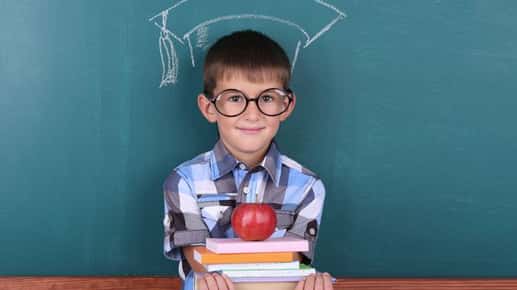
295 273 333 290
196 272 234 290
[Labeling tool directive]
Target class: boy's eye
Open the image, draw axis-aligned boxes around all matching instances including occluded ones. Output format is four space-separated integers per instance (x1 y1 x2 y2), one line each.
260 94 274 103
227 95 244 102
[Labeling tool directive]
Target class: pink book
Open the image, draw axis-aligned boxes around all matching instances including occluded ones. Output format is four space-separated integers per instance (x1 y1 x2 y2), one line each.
206 237 309 254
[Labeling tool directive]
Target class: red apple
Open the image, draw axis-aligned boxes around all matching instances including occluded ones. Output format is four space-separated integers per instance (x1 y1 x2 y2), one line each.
231 203 277 241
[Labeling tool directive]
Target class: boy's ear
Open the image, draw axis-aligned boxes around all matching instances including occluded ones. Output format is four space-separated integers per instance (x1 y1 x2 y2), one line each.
197 94 217 123
279 93 296 122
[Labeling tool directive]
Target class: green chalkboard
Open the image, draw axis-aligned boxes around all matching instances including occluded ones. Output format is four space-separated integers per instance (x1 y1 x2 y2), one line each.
1 0 517 277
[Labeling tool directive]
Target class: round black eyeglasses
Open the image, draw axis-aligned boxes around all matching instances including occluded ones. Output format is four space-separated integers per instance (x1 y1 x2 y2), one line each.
205 88 293 117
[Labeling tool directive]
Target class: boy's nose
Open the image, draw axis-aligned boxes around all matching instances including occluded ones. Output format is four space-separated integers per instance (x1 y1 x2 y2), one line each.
242 101 261 120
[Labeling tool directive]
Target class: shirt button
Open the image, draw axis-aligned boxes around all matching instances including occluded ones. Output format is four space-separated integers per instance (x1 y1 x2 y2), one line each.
239 163 246 170
243 187 249 194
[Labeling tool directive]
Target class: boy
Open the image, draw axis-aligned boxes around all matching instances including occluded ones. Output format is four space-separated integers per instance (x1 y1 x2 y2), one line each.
163 30 333 290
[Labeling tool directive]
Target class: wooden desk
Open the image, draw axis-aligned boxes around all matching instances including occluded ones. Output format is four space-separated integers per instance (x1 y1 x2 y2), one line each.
1 277 517 290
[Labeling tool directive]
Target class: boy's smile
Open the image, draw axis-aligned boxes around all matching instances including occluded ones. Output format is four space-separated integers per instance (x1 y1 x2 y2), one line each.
237 127 265 134
198 73 295 168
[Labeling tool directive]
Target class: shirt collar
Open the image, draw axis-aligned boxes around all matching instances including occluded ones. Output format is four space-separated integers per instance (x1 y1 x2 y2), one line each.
210 139 282 186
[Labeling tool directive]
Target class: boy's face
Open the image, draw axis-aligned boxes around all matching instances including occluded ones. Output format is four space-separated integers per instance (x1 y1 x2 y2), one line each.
198 73 296 165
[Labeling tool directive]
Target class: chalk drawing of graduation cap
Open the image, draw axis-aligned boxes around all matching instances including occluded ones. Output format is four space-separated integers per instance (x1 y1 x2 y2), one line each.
149 0 346 88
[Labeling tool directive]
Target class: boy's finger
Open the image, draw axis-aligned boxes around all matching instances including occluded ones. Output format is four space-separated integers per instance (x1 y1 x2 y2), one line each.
222 274 235 290
212 273 228 290
323 273 333 290
314 273 324 290
203 273 218 290
196 275 208 290
294 278 305 290
303 274 315 290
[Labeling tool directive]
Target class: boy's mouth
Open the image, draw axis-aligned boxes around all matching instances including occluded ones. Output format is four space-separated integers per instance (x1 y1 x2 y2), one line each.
237 127 265 134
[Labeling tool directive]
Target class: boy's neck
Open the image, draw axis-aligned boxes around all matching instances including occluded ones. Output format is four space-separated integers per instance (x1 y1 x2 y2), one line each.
220 139 270 169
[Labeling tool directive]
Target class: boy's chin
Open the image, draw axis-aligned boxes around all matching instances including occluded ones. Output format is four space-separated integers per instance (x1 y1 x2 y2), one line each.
235 142 269 153
231 138 272 153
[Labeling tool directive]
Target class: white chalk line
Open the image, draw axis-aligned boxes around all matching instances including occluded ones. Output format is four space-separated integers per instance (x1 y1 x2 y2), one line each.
159 33 179 87
292 40 302 74
154 22 185 45
315 0 346 18
186 36 195 67
183 14 311 45
149 0 347 87
149 0 190 22
305 14 345 48
196 26 209 48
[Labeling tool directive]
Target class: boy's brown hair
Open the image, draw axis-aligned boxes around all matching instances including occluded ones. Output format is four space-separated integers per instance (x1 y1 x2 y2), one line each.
203 30 291 97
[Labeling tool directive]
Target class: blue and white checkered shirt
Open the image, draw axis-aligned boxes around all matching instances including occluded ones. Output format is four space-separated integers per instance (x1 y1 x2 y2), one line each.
163 139 326 288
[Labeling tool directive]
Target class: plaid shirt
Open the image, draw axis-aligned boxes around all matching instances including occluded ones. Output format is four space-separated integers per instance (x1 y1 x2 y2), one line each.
162 139 326 283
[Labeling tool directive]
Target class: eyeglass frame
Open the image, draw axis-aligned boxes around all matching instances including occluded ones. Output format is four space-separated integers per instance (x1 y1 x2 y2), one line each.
204 87 294 117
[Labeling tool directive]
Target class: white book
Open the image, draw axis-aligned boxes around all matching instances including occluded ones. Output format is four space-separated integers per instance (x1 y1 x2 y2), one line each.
222 265 316 278
206 261 300 272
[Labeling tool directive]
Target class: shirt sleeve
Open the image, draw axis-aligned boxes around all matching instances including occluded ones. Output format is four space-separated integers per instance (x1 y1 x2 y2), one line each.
285 178 326 265
163 169 209 261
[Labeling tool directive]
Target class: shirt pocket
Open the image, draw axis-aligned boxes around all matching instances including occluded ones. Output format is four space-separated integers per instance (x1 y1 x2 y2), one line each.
275 209 295 229
196 193 237 225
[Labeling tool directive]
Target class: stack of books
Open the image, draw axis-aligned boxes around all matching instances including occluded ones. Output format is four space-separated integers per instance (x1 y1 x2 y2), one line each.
193 236 315 290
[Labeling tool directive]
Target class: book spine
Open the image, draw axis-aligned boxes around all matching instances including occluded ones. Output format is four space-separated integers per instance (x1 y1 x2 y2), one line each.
195 251 296 264
223 268 316 278
206 261 300 272
207 240 308 254
231 277 304 283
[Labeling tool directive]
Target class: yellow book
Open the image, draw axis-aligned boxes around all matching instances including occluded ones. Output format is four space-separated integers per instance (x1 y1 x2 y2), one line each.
193 247 297 264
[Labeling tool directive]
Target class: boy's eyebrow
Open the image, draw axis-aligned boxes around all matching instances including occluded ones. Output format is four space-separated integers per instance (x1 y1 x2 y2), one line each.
210 87 290 98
